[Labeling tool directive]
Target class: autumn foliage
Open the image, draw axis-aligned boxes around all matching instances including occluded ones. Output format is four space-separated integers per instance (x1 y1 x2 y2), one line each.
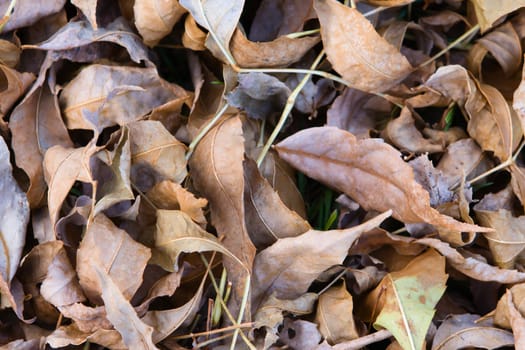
3 0 525 349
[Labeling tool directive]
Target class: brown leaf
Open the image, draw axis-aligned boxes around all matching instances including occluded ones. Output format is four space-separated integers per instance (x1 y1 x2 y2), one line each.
494 283 525 329
314 0 413 93
252 210 391 310
506 291 525 349
436 138 485 189
189 115 255 318
77 214 151 304
93 128 134 215
43 144 95 230
244 157 310 249
182 15 206 51
0 64 34 121
0 39 21 68
382 107 444 153
59 65 187 133
275 127 490 232
471 0 525 32
468 22 522 77
10 78 72 208
315 282 359 344
151 209 241 271
231 28 320 68
95 266 158 350
129 120 187 192
426 65 514 161
147 180 207 227
134 0 186 46
431 314 515 350
47 324 125 350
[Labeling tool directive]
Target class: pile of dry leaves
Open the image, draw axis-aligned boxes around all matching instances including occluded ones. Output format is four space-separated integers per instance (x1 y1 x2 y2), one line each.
3 0 525 349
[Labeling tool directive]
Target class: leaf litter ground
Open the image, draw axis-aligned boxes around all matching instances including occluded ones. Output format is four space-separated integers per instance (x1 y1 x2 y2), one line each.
3 0 525 349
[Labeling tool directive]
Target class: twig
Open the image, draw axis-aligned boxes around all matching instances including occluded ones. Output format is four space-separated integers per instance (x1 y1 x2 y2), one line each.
256 50 325 166
332 329 393 350
418 24 480 67
171 322 254 340
185 103 229 160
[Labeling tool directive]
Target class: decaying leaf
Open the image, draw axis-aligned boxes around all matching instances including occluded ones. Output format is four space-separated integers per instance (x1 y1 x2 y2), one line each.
314 0 413 93
365 249 447 350
471 0 525 32
276 127 491 232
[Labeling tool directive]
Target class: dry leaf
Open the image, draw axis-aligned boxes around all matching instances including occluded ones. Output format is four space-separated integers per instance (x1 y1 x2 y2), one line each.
243 158 310 249
249 0 314 41
315 282 359 344
95 266 158 350
0 136 30 292
71 0 98 29
147 180 207 227
182 15 206 51
436 138 484 189
506 291 525 349
279 318 322 350
134 0 186 46
0 0 66 32
189 115 255 318
426 65 514 161
314 0 413 93
10 78 72 208
179 0 243 62
275 127 490 232
60 65 186 133
0 64 34 120
494 283 525 329
227 72 291 120
431 314 514 350
0 39 21 67
471 0 525 32
230 28 319 68
93 128 134 215
252 210 391 310
364 249 447 350
365 0 414 6
47 323 125 349
77 214 151 304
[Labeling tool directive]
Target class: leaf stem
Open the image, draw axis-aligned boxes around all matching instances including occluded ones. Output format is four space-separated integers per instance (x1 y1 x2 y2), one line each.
0 0 16 33
196 0 238 68
467 138 525 186
186 103 229 160
418 24 480 68
256 50 326 167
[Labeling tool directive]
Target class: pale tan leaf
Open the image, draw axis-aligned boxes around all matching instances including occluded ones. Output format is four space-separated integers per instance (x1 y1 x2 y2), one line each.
147 180 207 226
471 0 525 32
189 115 255 318
58 303 111 333
431 314 514 350
494 283 525 329
512 57 525 135
182 15 206 50
134 0 187 46
314 0 413 93
47 324 126 350
0 64 34 121
364 0 414 6
60 65 187 133
43 144 95 230
179 0 243 61
95 266 158 350
231 28 319 68
507 291 525 349
436 139 484 189
252 211 391 309
10 79 72 208
94 128 134 215
244 157 310 249
275 127 490 232
152 209 243 271
71 0 98 29
279 319 322 349
77 214 151 304
315 282 359 344
129 120 187 191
